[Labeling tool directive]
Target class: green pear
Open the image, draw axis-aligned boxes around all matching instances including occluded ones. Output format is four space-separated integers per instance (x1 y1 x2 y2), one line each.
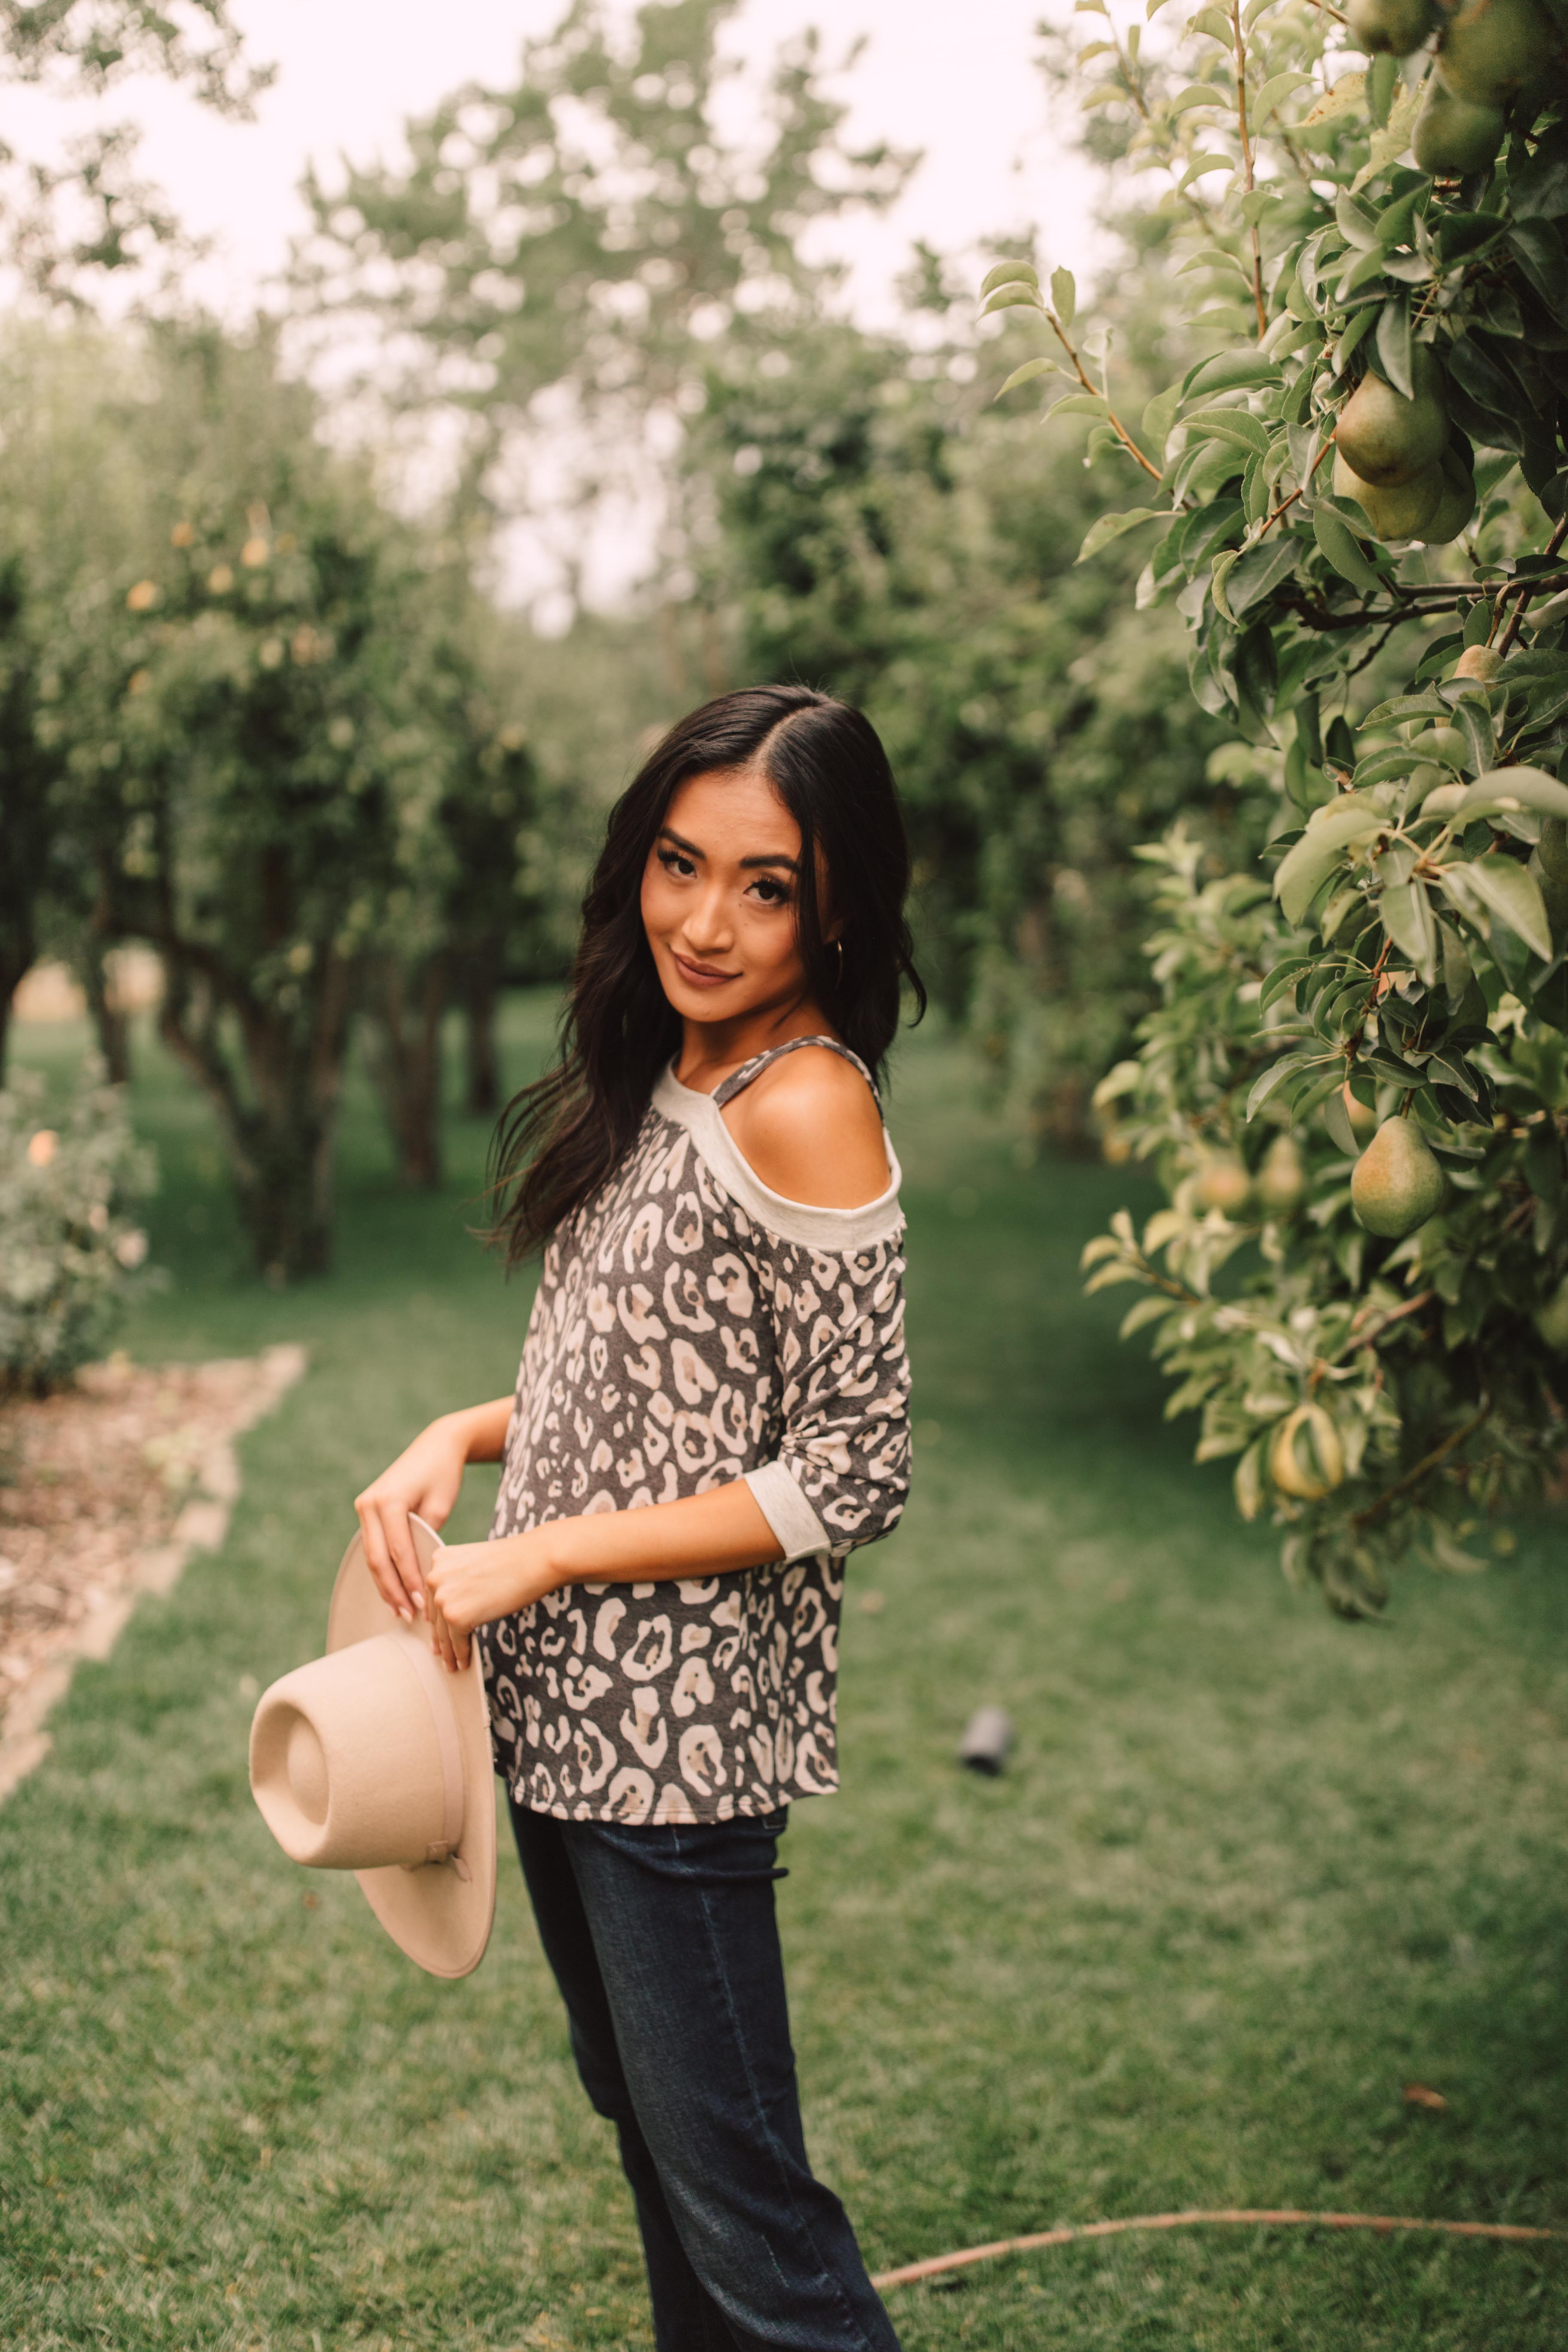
1255 1132 1306 1215
1422 449 1476 544
1270 1403 1346 1500
1538 816 1568 883
1413 74 1506 172
1352 1117 1447 1238
1196 1155 1253 1217
1337 349 1449 487
1438 0 1555 103
1343 1084 1379 1147
1348 0 1439 46
1333 448 1443 540
1452 642 1504 683
1536 1273 1568 1354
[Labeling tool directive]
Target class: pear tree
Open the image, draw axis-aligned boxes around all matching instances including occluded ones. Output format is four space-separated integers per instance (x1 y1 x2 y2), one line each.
986 0 1568 1610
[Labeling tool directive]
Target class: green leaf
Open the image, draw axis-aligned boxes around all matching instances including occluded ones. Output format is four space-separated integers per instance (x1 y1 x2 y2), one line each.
1254 70 1314 129
1246 1053 1319 1119
1141 383 1182 451
981 284 1045 316
1177 153 1232 193
1171 82 1226 116
1366 51 1398 129
1274 799 1388 925
993 356 1058 399
1322 1085 1360 1156
1331 304 1379 379
1296 71 1366 143
1076 506 1167 563
1180 247 1254 286
1376 184 1426 250
1260 954 1318 1010
1338 244 1392 300
1190 4 1235 37
1511 143 1568 221
1184 405 1272 457
1312 505 1383 590
1047 391 1111 420
1456 856 1553 958
1449 767 1568 825
1407 730 1468 772
1374 299 1413 402
979 259 1039 297
1509 221 1568 313
1182 351 1284 401
1352 747 1421 788
1050 266 1076 327
1234 1434 1267 1524
1227 536 1303 614
1360 693 1449 728
1379 877 1439 983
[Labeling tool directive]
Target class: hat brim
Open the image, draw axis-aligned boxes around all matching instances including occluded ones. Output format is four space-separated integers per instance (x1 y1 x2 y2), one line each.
327 1518 496 1981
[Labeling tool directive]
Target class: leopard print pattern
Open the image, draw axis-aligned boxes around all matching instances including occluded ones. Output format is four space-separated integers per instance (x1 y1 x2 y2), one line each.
480 1065 910 1824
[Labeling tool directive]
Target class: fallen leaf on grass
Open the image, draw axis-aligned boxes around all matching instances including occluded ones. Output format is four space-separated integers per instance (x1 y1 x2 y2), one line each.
1404 2081 1447 2110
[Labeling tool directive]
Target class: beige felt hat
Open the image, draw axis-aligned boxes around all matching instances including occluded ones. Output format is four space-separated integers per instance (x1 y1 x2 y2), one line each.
249 1515 496 1979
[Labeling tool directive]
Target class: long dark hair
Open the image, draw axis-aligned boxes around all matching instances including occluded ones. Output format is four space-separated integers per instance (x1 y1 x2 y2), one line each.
489 683 925 1263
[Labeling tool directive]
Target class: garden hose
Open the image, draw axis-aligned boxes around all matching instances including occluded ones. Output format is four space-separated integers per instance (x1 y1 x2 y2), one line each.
872 2208 1562 2291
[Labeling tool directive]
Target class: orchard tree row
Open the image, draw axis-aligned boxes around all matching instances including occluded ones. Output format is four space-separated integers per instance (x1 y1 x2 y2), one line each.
983 0 1568 1607
0 323 547 1279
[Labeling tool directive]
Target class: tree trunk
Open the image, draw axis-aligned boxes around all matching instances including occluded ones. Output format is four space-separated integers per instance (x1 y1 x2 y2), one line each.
0 928 36 1091
157 945 353 1282
80 934 131 1085
364 952 449 1189
461 954 501 1117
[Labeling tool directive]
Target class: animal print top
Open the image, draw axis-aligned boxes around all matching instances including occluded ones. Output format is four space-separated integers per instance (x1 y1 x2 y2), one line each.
480 1037 911 1825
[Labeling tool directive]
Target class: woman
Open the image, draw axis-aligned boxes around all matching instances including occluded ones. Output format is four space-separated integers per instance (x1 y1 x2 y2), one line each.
353 685 921 2351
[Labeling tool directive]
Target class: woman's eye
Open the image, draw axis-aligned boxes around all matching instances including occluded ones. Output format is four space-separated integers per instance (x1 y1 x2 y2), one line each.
750 876 791 906
658 848 695 878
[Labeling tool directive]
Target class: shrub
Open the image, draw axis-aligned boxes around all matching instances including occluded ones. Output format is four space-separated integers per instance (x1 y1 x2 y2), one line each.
0 1066 155 1394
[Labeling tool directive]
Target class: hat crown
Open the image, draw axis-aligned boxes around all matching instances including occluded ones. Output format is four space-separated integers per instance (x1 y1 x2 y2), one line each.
251 1626 462 1871
248 1518 496 1980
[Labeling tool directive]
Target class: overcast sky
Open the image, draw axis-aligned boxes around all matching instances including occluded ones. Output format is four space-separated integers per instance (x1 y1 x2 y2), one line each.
15 0 1101 323
9 1 1104 613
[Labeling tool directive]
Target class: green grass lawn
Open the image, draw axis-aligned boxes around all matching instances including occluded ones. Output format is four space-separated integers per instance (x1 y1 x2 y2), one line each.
4 999 1567 2352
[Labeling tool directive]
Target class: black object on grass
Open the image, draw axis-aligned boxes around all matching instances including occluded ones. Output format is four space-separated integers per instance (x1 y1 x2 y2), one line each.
959 1706 1012 1776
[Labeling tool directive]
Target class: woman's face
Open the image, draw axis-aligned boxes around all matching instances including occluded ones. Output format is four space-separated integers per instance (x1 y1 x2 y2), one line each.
640 765 816 1026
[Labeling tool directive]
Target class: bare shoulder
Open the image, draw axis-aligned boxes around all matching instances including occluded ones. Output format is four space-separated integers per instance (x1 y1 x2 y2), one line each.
722 1046 890 1210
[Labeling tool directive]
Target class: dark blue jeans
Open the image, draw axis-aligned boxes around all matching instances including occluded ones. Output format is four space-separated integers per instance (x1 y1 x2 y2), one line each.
509 1796 902 2352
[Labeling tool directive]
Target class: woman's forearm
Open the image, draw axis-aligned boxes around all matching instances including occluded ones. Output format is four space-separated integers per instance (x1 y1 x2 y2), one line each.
423 1479 785 1659
535 1481 784 1589
445 1395 515 1465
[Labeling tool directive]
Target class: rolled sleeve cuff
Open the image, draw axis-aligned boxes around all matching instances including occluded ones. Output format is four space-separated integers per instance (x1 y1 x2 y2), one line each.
743 1458 832 1564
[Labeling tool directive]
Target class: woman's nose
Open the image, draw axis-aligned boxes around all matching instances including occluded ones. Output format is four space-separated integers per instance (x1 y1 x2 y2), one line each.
682 887 734 952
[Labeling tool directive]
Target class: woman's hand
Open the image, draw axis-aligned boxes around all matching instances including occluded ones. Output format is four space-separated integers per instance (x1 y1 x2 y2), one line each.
353 1415 474 1622
425 1531 558 1670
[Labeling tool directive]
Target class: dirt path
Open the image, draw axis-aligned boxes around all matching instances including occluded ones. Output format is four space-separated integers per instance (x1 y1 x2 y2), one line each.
0 1344 305 1802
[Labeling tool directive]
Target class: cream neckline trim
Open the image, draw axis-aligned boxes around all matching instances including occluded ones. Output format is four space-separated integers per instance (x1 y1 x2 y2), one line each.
652 1063 904 1253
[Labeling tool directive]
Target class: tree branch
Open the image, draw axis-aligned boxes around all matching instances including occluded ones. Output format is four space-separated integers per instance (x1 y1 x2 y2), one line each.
1230 0 1268 341
1496 516 1568 654
1349 1392 1492 1530
1045 308 1163 480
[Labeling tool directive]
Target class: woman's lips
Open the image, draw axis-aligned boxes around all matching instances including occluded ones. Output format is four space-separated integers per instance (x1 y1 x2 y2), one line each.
671 951 739 989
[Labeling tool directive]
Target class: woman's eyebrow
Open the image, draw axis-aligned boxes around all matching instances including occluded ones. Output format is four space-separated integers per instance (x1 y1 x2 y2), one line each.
658 826 798 873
